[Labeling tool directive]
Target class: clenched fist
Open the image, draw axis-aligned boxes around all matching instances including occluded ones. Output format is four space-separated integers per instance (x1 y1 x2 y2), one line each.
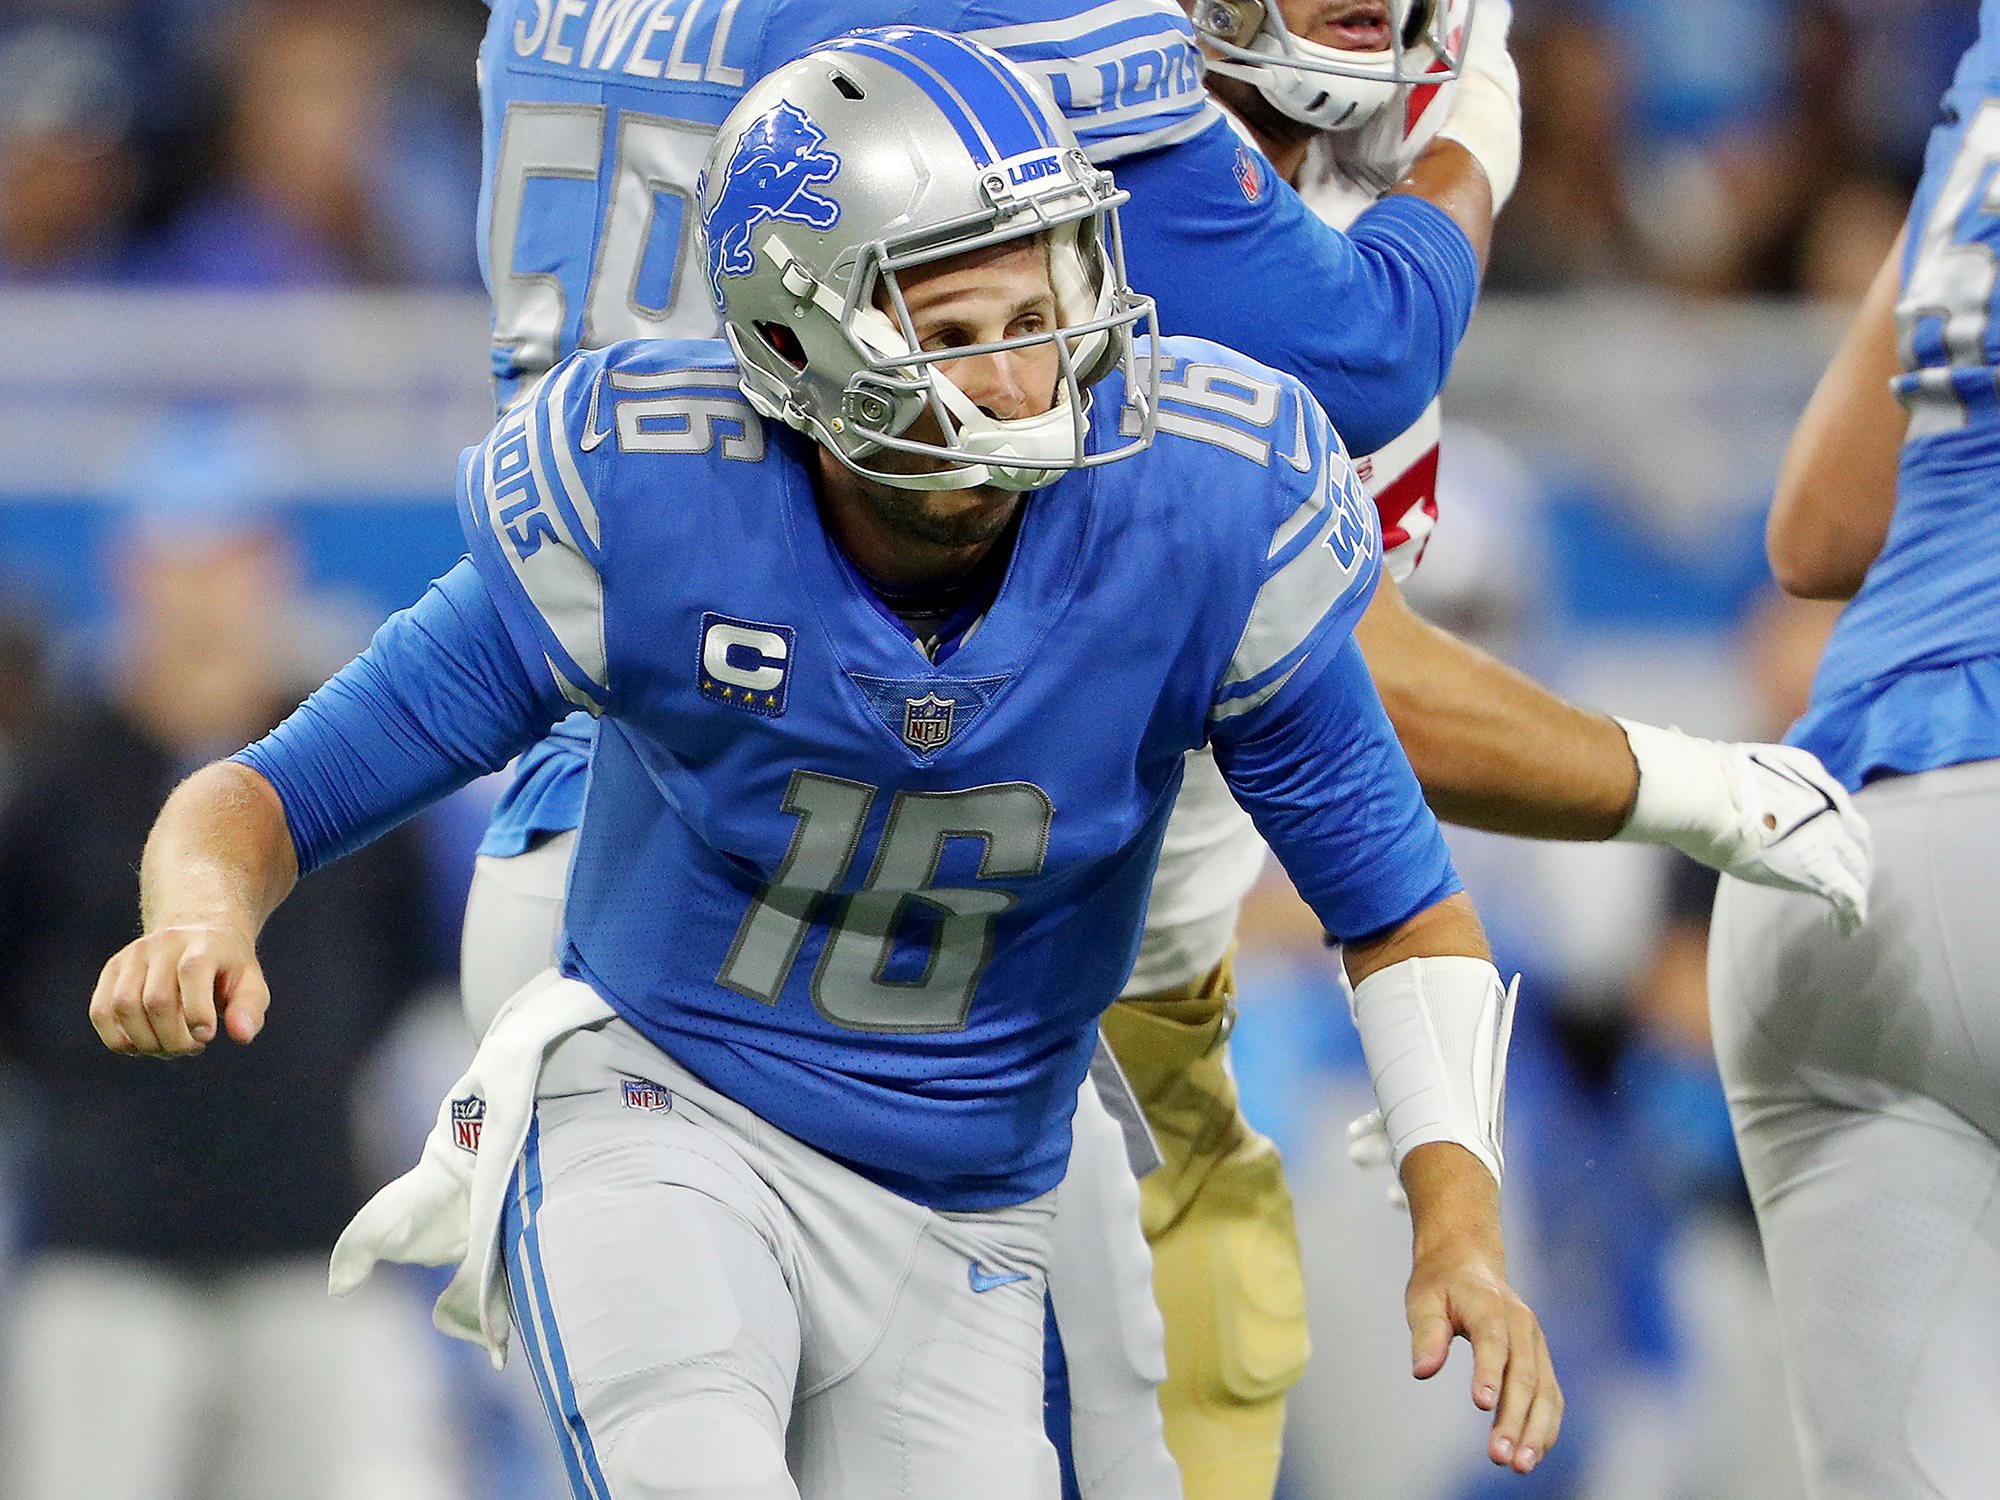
91 923 269 1057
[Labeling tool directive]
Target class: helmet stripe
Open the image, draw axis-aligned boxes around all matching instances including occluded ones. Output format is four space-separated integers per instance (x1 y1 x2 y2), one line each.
824 30 1052 168
823 35 996 165
871 28 1055 155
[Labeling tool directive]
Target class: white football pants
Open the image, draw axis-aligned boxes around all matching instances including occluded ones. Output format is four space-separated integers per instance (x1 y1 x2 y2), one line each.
460 836 1179 1500
1710 757 2000 1500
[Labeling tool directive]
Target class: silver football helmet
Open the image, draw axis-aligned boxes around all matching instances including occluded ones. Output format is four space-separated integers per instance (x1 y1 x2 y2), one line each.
695 26 1158 492
1194 0 1474 133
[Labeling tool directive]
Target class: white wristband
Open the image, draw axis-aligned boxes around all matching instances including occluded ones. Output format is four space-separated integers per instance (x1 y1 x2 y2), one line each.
1437 68 1522 210
1612 717 1739 852
1348 955 1517 1190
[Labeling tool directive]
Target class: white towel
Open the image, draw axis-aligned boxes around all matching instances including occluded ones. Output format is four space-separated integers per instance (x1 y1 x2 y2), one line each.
328 969 614 1368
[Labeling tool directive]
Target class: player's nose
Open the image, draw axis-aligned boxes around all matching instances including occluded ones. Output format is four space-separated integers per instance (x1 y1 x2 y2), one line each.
957 346 1038 421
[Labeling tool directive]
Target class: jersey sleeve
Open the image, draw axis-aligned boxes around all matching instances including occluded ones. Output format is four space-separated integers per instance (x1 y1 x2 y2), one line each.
1112 118 1480 457
234 559 566 876
1213 634 1461 943
1205 378 1383 733
457 347 619 717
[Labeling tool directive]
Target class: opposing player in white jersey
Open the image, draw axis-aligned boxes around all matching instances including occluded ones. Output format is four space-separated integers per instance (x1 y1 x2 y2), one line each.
91 31 1564 1498
1710 7 2000 1495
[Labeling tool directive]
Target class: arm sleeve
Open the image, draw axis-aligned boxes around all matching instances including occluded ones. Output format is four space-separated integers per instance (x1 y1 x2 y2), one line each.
1113 121 1480 456
233 559 564 877
1213 634 1461 943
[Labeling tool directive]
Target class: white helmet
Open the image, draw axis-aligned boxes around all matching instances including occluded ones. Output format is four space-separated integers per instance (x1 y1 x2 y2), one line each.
1193 0 1474 134
695 26 1159 493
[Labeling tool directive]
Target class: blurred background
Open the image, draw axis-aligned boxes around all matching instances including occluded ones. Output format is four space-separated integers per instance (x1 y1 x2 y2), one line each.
0 0 1966 1496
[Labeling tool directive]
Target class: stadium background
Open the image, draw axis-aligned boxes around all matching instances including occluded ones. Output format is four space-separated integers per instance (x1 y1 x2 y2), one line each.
0 1 1970 1496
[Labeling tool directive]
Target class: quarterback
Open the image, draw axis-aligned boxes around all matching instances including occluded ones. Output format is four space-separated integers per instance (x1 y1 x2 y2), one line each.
91 33 1560 1500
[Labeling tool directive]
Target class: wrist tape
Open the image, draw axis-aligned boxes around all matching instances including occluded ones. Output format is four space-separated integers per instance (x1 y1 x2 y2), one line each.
1348 955 1517 1190
1437 68 1522 211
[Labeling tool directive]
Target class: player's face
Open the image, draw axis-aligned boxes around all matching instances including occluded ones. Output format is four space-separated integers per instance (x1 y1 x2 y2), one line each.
898 237 1061 427
838 238 1061 556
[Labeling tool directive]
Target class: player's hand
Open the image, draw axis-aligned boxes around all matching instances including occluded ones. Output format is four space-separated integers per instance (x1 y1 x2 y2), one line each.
1406 1224 1562 1475
1346 1108 1409 1208
1617 719 1873 933
1714 742 1873 929
89 924 269 1057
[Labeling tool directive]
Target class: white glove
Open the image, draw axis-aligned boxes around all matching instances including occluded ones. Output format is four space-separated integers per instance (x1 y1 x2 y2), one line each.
1436 0 1522 207
1346 1108 1407 1209
1614 718 1873 933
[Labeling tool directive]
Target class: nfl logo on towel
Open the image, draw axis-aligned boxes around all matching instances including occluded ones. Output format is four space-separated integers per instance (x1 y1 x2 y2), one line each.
622 1078 673 1113
903 692 957 752
451 1096 485 1152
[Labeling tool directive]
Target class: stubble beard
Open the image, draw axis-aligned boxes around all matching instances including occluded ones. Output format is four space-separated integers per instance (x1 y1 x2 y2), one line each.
855 473 1022 551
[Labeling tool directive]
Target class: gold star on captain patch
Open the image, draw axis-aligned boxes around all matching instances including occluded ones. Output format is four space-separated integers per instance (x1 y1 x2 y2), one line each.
765 694 777 708
721 685 733 699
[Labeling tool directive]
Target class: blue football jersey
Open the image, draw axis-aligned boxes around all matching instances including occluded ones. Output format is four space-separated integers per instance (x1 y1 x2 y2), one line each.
436 333 1451 1207
1790 0 2000 789
475 0 1479 854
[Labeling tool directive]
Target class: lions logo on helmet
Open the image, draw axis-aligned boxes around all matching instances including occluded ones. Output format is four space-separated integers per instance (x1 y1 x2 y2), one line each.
698 100 843 307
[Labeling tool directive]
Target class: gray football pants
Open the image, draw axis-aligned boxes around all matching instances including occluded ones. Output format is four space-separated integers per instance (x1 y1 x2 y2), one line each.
505 1016 1060 1500
1710 757 2000 1500
462 838 1179 1500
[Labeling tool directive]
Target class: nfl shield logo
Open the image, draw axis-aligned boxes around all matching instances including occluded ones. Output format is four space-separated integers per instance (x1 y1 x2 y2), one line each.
451 1096 485 1153
903 692 957 752
621 1078 673 1113
1234 145 1262 203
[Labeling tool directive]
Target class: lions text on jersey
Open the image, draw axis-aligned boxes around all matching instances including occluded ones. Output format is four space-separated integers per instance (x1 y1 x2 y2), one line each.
238 335 1459 1209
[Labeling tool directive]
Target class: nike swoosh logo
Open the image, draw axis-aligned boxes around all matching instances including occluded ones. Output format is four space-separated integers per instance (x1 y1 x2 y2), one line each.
1285 394 1312 473
1746 752 1838 844
968 1261 1032 1294
580 371 614 451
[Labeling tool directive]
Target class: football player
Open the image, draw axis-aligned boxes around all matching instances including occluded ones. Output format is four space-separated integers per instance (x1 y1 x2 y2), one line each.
460 6 1512 1496
90 31 1561 1498
1710 5 2000 1495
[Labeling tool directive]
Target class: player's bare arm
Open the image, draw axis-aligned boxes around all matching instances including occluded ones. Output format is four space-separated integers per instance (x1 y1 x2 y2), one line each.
1353 569 1873 927
1344 892 1562 1475
90 760 293 1057
1355 571 1634 837
1767 229 1908 600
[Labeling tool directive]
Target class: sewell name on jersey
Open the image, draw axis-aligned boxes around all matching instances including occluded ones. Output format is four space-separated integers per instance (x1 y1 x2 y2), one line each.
510 0 748 85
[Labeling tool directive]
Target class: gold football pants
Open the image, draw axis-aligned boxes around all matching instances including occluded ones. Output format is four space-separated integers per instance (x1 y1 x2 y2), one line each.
1099 954 1309 1500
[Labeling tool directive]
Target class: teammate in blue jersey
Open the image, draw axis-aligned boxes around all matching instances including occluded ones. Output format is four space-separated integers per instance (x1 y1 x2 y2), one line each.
91 33 1562 1498
462 5 1873 1496
1709 8 2000 1495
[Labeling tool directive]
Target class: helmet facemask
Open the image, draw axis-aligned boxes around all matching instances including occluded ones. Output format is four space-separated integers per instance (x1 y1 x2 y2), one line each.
1194 0 1472 133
